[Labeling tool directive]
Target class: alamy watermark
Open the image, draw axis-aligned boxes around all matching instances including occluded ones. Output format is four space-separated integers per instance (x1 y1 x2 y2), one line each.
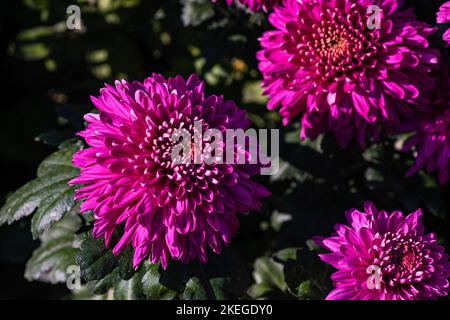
66 265 81 291
170 121 280 176
366 265 382 290
66 5 83 31
367 5 382 30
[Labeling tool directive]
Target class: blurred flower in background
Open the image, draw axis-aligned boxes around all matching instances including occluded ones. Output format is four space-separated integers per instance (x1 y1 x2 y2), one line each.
437 1 450 44
400 62 450 185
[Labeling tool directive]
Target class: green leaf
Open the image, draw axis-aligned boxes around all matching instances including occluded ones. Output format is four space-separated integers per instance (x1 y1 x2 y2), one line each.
246 283 273 299
24 235 77 284
274 247 298 262
141 264 177 300
76 232 119 281
0 142 81 240
207 277 230 300
30 182 77 239
68 286 113 300
118 246 135 280
181 0 215 27
87 269 121 296
248 256 286 298
182 277 209 300
248 248 330 300
39 204 81 242
79 230 248 300
24 209 81 284
36 142 80 177
142 250 248 300
198 250 249 299
113 271 145 300
77 230 138 286
296 280 315 299
270 211 293 232
283 248 331 300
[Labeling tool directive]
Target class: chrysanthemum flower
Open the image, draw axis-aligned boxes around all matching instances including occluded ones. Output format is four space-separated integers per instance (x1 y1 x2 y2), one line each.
437 2 450 44
69 74 270 269
257 0 439 148
213 0 281 12
315 202 450 300
401 69 450 184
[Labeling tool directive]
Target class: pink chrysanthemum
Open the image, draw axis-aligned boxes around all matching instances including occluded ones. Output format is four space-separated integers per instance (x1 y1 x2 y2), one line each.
213 0 281 12
257 0 439 148
69 74 270 269
437 2 450 44
315 202 450 300
401 68 450 184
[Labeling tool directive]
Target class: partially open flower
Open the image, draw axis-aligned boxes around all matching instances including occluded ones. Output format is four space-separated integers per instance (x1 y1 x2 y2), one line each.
437 2 450 45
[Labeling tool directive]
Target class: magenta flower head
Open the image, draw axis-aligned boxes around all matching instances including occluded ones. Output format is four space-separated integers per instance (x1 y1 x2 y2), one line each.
315 202 450 300
69 74 270 269
212 0 281 12
401 69 450 185
257 0 439 148
437 2 450 44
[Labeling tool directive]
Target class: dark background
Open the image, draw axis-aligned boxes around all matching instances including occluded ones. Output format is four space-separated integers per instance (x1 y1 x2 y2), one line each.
0 0 448 299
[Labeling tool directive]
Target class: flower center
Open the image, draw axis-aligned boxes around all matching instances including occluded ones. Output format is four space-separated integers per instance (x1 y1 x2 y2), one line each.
317 27 352 60
294 7 380 81
376 232 428 286
146 115 219 184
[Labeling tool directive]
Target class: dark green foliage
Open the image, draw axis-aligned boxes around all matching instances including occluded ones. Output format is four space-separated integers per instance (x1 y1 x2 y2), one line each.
0 142 81 239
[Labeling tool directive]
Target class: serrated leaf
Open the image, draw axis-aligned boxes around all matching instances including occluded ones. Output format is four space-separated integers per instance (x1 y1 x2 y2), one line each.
141 264 177 300
0 173 74 226
31 182 76 239
0 142 81 239
80 233 247 300
36 143 80 177
87 269 121 295
77 230 138 286
24 235 77 284
24 211 81 284
113 271 145 300
183 277 209 300
76 232 119 281
39 204 81 242
142 250 248 300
